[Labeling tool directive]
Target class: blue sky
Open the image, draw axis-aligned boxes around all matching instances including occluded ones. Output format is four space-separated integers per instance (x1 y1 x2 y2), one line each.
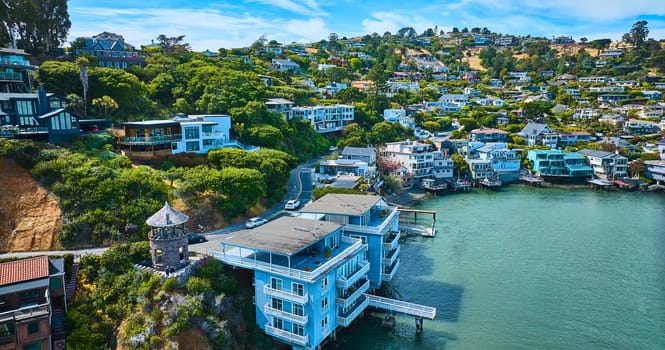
68 0 665 51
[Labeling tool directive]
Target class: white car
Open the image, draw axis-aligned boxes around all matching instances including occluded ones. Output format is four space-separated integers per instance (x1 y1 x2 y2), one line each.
285 199 301 210
245 217 268 228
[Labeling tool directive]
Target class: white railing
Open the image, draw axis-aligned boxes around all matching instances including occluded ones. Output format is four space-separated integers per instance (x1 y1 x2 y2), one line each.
336 296 370 327
336 279 370 309
366 294 436 319
265 324 308 346
383 231 401 250
264 304 308 325
344 208 398 236
382 245 401 266
214 238 364 282
382 259 400 282
263 285 308 304
336 261 370 289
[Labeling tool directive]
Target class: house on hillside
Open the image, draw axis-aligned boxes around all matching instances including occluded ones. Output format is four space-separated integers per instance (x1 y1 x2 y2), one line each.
0 256 67 350
73 31 143 68
518 122 558 147
0 86 81 143
341 146 376 166
271 59 300 73
291 105 355 133
577 149 628 180
266 98 294 119
0 47 36 93
470 128 509 143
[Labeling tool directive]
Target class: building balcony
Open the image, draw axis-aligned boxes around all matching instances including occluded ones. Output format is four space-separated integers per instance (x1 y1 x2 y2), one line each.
264 304 308 325
265 323 308 347
382 259 400 282
336 278 370 309
118 134 182 146
382 245 401 266
0 303 49 323
263 285 308 304
344 207 399 236
382 231 400 251
0 71 24 81
336 294 369 327
336 261 370 289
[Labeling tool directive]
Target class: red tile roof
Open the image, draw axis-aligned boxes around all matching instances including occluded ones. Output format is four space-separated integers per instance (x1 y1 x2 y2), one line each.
0 256 50 286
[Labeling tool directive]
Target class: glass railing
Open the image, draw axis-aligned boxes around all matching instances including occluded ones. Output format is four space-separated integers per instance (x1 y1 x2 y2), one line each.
336 294 369 327
382 259 400 281
336 261 370 289
336 278 370 309
119 134 182 144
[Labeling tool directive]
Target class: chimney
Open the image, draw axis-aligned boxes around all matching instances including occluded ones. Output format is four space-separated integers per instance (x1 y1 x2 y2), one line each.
37 85 49 115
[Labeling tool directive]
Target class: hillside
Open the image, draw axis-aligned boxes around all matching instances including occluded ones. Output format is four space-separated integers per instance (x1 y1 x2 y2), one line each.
0 158 60 253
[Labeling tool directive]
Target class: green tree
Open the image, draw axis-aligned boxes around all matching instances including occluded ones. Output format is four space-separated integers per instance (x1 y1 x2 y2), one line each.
452 153 468 177
0 0 71 53
91 95 118 117
348 57 362 72
622 20 649 48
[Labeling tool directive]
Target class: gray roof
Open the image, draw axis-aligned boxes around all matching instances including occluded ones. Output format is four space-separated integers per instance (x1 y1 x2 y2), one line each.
266 98 294 105
341 146 376 157
146 202 189 227
518 122 551 136
222 217 341 256
577 148 614 158
301 193 381 216
123 120 180 127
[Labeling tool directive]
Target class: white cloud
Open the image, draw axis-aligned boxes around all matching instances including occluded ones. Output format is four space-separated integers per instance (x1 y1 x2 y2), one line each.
248 0 325 16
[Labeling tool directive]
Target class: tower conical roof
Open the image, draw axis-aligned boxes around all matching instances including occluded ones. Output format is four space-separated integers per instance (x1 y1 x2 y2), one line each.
146 201 189 227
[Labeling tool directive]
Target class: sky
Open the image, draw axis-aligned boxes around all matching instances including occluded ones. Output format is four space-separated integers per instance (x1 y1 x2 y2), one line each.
67 0 665 52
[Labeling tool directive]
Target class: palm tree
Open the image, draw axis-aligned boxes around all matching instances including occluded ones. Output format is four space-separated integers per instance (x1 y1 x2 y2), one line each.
76 57 89 117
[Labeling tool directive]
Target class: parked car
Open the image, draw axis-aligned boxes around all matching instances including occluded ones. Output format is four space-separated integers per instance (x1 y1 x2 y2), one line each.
285 199 301 210
187 233 207 244
245 217 268 228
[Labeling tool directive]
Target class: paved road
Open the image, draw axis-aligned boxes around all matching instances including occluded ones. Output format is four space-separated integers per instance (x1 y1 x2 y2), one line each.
0 156 323 259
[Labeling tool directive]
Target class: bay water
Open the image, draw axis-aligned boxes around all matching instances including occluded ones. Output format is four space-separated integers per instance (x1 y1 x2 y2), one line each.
332 185 665 349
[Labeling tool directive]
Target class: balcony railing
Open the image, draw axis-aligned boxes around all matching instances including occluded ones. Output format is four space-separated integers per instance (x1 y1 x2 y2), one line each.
214 236 364 282
383 231 400 250
382 259 400 282
336 278 370 309
382 245 401 266
265 324 308 346
344 208 398 236
0 303 49 323
336 294 369 327
119 134 182 145
263 285 308 304
336 261 370 289
264 304 308 325
0 71 23 81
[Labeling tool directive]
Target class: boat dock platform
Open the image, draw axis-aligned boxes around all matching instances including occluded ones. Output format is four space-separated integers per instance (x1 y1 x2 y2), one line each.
367 294 436 320
520 173 544 186
398 208 437 237
478 178 502 189
398 208 436 221
588 178 614 189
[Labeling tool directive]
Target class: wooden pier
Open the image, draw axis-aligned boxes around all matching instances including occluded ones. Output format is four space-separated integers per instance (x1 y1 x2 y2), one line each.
520 173 544 186
588 178 614 190
478 178 502 189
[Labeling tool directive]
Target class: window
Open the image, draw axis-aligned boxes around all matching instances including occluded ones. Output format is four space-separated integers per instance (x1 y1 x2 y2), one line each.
203 139 214 146
202 124 213 135
321 297 328 311
321 277 328 290
293 304 304 317
271 278 282 290
272 318 283 330
179 247 185 261
27 321 39 334
293 323 304 336
19 290 40 307
292 283 303 296
271 298 283 311
184 126 200 140
185 141 200 152
321 316 328 329
154 249 163 263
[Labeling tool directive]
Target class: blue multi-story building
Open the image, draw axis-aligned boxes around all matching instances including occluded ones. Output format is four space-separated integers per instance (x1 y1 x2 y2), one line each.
215 216 371 349
213 194 432 349
527 149 593 183
299 194 401 289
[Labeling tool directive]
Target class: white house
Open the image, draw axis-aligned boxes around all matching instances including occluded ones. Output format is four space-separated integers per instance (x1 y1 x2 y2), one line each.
291 105 355 133
171 114 258 154
517 122 558 147
577 149 628 180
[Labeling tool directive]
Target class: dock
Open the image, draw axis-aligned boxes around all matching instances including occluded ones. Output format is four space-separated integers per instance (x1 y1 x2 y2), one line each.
478 178 502 189
398 208 437 221
520 173 544 186
398 208 437 237
367 294 436 320
588 178 614 189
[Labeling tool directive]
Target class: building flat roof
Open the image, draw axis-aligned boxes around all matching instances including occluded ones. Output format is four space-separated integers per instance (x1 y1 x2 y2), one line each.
223 217 341 256
301 193 381 216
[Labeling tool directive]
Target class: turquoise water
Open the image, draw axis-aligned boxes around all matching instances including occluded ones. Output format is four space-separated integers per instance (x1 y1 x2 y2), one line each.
332 186 665 350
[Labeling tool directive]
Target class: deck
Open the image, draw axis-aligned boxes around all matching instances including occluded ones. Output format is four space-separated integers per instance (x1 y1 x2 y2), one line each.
367 294 436 320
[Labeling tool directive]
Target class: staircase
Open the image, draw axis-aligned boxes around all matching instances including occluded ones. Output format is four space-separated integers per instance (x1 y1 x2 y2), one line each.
65 263 79 305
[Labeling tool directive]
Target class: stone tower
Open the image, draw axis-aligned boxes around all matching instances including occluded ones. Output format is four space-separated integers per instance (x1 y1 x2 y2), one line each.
146 201 189 271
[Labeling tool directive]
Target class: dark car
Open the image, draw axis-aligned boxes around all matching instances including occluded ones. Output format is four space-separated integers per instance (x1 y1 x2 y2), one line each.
187 233 207 244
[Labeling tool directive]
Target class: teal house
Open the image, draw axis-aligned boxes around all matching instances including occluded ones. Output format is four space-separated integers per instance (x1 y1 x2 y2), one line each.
527 149 593 182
